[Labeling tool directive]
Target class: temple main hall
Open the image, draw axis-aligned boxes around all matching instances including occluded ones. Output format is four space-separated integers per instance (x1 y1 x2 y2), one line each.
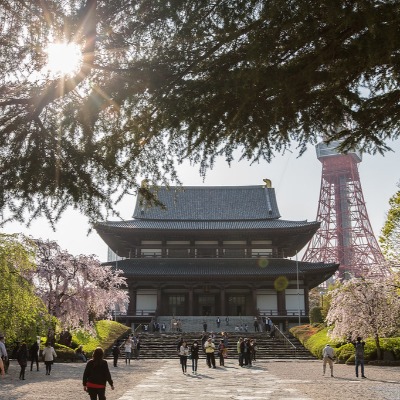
95 181 338 329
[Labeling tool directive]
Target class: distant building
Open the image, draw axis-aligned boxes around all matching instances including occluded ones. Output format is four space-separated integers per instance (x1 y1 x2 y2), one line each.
95 182 338 328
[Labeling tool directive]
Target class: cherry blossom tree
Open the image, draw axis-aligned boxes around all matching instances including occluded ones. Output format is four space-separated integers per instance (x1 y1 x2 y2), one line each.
326 274 400 359
34 239 128 330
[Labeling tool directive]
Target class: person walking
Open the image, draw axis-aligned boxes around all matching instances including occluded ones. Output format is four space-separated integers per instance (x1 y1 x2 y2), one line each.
216 317 221 328
0 335 8 374
30 341 40 371
112 342 120 367
204 338 216 368
122 336 133 365
134 336 141 360
254 317 259 332
0 355 4 377
202 320 208 332
353 337 366 378
243 338 252 367
190 341 200 375
17 342 29 380
42 341 57 375
218 340 226 366
179 341 189 375
83 347 114 400
237 337 243 367
251 339 257 361
322 344 335 377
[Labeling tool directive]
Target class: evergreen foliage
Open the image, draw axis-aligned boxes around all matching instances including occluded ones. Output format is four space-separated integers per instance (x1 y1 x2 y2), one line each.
1 1 400 224
0 234 49 342
380 184 400 267
309 306 324 324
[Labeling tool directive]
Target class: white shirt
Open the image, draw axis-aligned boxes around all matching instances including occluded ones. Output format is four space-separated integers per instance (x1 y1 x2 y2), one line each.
42 346 57 362
123 339 133 352
0 341 7 358
323 345 335 359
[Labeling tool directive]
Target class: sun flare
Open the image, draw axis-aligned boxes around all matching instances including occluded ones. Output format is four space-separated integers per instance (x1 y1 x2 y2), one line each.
45 42 82 76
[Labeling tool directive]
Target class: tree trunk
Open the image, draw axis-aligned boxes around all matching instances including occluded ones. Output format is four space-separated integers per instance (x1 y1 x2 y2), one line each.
374 333 382 360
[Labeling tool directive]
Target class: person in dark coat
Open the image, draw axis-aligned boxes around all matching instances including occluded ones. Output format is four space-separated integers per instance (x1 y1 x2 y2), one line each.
17 342 29 380
30 341 39 371
190 340 200 375
83 347 114 400
112 343 120 367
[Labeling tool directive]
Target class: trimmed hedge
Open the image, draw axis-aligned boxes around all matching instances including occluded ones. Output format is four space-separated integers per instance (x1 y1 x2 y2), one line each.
39 320 131 362
72 320 131 357
290 324 400 364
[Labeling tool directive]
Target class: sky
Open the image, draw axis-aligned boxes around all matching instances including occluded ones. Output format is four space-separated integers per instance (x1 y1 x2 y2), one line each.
2 139 399 261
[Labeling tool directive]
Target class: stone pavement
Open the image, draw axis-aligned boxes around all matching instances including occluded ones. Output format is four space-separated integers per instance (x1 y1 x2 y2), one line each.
2 358 400 400
118 360 311 400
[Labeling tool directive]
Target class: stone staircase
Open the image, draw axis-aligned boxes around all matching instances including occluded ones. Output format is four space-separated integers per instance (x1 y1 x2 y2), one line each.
112 332 315 360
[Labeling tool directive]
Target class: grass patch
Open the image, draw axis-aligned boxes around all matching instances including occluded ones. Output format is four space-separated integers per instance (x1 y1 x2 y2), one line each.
72 320 131 357
290 324 400 363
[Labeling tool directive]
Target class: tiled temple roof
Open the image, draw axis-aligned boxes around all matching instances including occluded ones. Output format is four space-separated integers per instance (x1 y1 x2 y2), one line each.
94 185 321 258
105 258 339 287
96 219 318 230
132 186 281 220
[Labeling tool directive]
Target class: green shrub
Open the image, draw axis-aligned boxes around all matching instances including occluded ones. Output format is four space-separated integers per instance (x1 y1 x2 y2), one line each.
335 343 354 363
72 320 130 357
309 307 324 324
53 343 76 361
290 324 400 363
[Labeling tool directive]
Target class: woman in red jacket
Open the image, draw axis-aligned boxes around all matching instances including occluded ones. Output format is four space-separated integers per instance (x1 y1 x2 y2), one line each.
83 347 114 400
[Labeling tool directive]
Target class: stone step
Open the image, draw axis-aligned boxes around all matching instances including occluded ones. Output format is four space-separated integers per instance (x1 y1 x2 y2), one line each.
108 332 315 360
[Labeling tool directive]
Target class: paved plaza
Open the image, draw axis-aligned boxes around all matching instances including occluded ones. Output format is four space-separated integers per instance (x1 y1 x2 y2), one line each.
1 358 400 400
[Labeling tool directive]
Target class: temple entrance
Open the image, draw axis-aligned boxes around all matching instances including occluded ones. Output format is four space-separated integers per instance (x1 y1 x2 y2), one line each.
227 295 246 316
167 295 186 315
197 294 216 315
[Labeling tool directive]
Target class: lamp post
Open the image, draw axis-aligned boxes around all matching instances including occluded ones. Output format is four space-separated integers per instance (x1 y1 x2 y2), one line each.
296 251 301 325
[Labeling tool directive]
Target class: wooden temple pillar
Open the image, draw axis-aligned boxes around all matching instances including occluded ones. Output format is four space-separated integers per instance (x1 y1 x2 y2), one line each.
277 290 286 316
252 287 258 315
304 286 309 316
157 288 162 315
220 287 226 316
127 286 137 316
188 287 194 315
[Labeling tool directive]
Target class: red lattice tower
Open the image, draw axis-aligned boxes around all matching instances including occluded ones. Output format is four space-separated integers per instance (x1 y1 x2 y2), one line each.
302 140 385 279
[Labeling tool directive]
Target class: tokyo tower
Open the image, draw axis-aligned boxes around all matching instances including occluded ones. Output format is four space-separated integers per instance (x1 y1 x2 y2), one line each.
302 140 385 279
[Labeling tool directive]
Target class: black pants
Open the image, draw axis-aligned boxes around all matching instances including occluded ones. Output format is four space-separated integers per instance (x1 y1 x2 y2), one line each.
206 352 215 368
45 361 53 375
31 354 39 371
88 387 106 400
113 355 118 367
219 353 224 366
19 365 26 379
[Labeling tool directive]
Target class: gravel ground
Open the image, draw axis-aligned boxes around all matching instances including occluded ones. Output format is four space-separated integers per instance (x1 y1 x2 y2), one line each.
1 358 400 400
1 359 152 400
